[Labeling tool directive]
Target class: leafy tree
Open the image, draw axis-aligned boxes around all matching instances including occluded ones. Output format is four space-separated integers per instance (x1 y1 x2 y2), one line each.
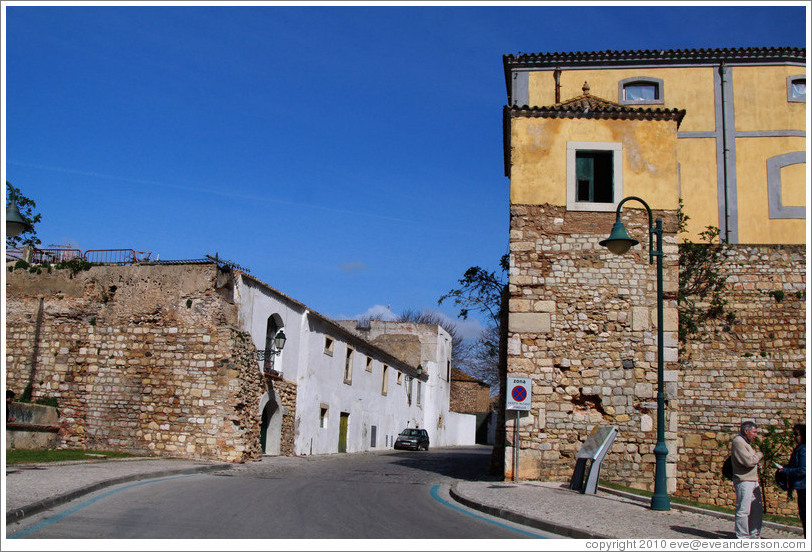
753 415 796 514
438 253 509 390
678 201 736 342
439 253 508 327
6 182 42 249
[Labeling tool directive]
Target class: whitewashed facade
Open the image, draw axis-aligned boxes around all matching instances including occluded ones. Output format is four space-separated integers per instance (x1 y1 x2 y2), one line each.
233 273 474 456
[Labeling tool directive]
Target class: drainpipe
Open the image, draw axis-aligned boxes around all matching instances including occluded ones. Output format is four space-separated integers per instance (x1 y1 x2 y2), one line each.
718 61 731 244
554 68 562 103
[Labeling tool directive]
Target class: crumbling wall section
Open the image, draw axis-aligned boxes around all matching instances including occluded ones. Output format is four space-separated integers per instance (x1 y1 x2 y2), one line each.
5 263 264 463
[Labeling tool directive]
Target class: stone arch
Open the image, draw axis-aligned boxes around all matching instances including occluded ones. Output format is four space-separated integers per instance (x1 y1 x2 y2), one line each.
263 313 285 374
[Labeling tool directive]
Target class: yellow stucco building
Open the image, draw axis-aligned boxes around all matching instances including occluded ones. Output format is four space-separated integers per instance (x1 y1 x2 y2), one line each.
503 47 807 244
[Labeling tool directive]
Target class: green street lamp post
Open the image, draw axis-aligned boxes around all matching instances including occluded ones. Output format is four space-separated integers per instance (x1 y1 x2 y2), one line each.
599 195 671 511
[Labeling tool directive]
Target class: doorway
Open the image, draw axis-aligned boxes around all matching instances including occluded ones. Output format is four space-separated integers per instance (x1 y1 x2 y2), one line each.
259 391 282 455
338 412 349 453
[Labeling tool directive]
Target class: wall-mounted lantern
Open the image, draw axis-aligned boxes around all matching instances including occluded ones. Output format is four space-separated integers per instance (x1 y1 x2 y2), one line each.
257 330 287 373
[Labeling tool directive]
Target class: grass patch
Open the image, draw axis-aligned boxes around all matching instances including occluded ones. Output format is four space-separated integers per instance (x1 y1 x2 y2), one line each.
599 480 801 527
5 449 141 465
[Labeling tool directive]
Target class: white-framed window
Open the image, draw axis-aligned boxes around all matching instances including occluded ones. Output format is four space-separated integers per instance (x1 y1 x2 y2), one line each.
324 336 334 356
618 77 664 105
567 141 623 212
788 75 806 102
365 355 373 372
382 365 389 396
396 371 403 385
417 380 422 406
344 347 353 384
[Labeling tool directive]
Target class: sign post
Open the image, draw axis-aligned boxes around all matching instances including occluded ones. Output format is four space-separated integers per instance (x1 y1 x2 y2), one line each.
506 377 532 483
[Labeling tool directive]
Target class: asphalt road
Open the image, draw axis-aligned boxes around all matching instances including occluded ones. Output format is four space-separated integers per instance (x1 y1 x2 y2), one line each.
8 445 560 540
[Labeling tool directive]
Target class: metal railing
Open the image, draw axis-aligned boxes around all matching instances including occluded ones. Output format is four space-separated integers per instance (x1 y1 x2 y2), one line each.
6 246 82 264
6 246 151 265
83 249 151 265
5 248 252 274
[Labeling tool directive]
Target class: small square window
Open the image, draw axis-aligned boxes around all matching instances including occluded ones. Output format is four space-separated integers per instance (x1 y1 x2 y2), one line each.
576 151 614 203
567 141 623 212
619 77 664 105
788 75 806 102
324 337 334 356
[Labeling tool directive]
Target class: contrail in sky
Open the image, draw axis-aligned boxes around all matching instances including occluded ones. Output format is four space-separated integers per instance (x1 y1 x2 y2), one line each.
9 160 417 224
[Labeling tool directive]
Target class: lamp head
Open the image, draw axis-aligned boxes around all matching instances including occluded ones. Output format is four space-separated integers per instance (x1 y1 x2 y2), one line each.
599 220 639 255
6 201 29 238
274 330 287 352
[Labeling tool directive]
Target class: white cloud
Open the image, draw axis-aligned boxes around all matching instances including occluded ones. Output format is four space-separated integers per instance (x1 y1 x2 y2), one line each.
425 308 486 340
340 261 368 274
352 304 399 321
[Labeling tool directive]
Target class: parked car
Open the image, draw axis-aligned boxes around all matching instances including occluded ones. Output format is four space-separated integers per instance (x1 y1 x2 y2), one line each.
394 428 430 451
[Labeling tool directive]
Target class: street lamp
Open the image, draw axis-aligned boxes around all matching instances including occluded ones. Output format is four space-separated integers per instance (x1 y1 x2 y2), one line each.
6 201 30 238
599 195 671 511
257 330 287 373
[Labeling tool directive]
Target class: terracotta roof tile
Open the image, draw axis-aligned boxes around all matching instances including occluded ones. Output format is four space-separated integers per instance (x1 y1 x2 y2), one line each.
505 89 686 127
504 46 806 68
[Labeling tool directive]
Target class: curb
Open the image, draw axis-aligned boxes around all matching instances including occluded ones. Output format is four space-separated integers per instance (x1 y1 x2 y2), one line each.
448 483 610 539
5 463 232 524
597 486 804 536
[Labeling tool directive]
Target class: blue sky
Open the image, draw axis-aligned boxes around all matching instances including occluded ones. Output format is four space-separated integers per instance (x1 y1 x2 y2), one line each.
3 2 808 337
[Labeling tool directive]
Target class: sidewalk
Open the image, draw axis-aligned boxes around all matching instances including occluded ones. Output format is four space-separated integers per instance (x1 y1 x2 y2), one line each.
451 481 804 540
5 456 805 539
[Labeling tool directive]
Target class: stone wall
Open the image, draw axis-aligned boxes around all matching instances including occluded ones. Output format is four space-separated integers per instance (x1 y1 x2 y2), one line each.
506 203 681 489
5 263 266 463
507 204 806 516
677 245 806 517
450 369 491 413
264 375 298 456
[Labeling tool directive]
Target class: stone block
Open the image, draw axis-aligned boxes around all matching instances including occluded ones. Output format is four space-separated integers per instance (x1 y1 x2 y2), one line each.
632 306 650 331
535 300 556 313
507 336 521 355
509 313 551 334
683 434 702 448
510 298 532 313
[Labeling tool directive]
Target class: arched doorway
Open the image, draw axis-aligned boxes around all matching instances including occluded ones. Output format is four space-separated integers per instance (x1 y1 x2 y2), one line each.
259 390 282 455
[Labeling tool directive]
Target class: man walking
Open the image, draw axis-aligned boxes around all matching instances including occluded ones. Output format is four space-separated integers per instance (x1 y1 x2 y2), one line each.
731 421 764 538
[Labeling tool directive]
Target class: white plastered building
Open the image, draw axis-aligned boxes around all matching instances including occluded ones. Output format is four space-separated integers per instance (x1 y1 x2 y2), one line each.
233 272 475 456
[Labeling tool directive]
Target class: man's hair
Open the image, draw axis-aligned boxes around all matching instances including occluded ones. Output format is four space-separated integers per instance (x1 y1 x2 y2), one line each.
793 423 806 444
6 390 15 400
740 421 757 433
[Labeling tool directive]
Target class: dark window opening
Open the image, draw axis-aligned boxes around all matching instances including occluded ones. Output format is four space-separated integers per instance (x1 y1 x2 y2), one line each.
576 151 614 203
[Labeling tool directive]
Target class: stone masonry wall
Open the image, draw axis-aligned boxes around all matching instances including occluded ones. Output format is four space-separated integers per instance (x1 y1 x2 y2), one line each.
507 203 680 491
265 375 298 456
677 245 806 517
5 263 266 463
